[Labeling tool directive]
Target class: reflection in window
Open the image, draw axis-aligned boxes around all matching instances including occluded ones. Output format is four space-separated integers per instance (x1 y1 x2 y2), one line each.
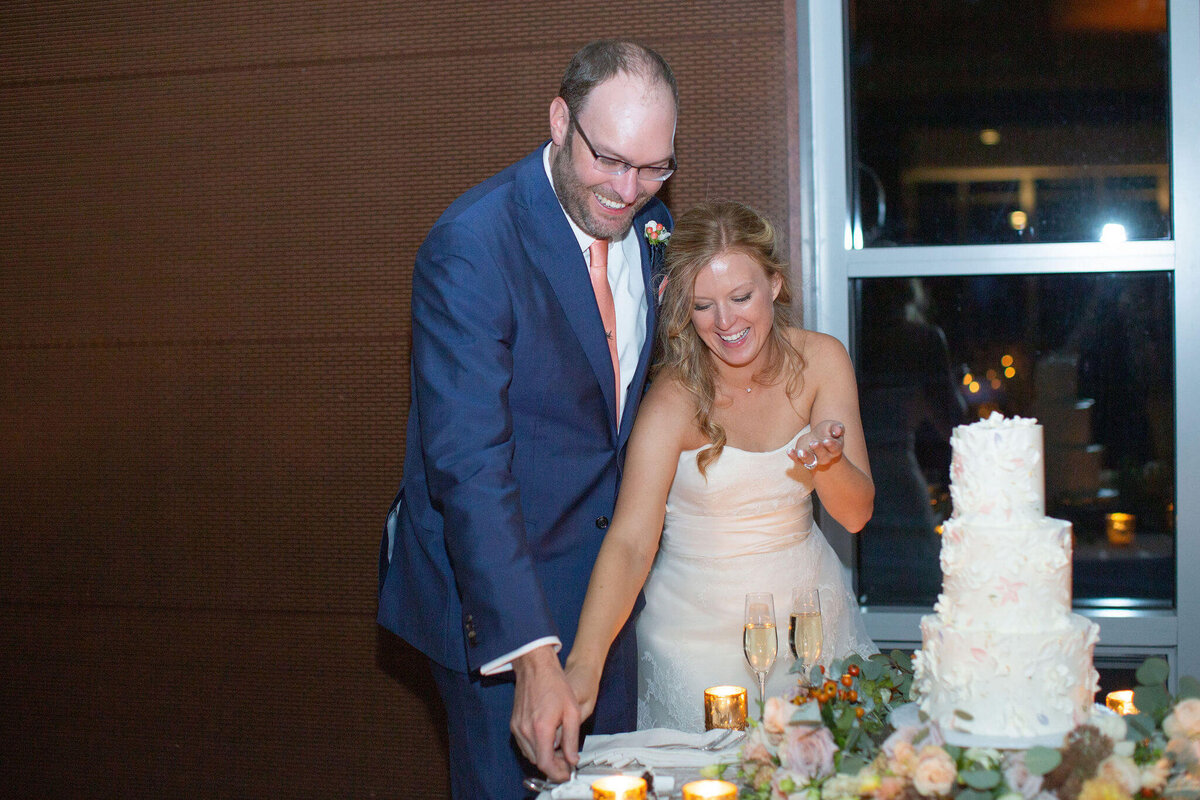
853 274 1175 608
849 0 1171 246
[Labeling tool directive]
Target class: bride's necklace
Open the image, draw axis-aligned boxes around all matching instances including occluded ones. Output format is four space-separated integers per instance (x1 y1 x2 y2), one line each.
720 377 757 395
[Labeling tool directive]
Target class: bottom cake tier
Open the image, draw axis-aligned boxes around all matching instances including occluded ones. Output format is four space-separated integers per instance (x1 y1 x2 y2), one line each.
912 613 1100 740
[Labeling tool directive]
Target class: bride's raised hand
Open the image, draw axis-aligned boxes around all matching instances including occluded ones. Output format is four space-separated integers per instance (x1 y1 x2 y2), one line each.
788 419 846 471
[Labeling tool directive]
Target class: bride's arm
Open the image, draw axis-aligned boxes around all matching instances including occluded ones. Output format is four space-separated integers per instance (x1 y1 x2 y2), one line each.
564 379 690 719
800 332 875 532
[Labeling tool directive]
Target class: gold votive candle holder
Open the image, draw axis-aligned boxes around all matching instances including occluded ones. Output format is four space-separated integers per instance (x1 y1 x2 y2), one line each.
591 775 647 800
1106 689 1138 715
682 779 740 800
1106 512 1136 546
704 685 748 730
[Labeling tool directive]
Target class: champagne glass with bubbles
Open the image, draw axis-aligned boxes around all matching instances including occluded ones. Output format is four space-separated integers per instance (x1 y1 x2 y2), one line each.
743 592 778 715
788 587 823 685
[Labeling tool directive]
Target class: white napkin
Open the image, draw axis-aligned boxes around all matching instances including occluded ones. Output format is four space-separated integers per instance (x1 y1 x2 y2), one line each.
576 727 744 769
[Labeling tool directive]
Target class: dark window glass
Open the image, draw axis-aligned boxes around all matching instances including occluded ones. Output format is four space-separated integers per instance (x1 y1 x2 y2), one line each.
853 274 1175 608
849 1 1171 246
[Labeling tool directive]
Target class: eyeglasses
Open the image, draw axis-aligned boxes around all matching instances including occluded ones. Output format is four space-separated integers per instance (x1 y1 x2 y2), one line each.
571 115 676 182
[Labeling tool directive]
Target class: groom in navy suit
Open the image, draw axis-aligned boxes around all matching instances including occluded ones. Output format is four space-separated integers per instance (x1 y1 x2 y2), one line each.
377 40 677 797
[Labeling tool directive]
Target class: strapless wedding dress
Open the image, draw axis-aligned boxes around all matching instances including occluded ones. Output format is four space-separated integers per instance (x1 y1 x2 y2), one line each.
636 427 877 732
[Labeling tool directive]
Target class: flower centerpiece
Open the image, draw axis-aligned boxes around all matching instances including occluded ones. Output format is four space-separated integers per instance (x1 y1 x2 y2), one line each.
705 653 1200 800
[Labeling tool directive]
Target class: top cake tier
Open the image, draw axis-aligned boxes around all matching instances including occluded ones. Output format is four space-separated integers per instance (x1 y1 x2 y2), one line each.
949 412 1044 520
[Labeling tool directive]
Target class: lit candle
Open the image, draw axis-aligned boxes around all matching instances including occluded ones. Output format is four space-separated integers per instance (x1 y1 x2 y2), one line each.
591 775 647 800
1106 689 1138 715
1105 513 1136 546
682 779 739 800
704 685 748 731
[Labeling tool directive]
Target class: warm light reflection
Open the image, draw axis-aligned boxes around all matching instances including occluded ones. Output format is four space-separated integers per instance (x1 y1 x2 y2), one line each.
682 780 739 800
1009 210 1028 231
962 373 973 386
1106 513 1136 546
980 128 1001 146
704 685 748 731
969 381 980 393
592 775 647 800
1001 354 1014 367
990 378 1002 390
1004 366 1016 378
1106 690 1138 715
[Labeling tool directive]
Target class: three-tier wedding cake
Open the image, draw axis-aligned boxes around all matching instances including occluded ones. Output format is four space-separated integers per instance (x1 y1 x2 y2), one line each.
912 412 1100 741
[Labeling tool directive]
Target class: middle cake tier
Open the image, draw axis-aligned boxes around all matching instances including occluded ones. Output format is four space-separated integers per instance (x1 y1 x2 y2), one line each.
936 515 1074 630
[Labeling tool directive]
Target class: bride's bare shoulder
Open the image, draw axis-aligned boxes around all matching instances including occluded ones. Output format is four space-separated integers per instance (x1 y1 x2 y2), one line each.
789 327 848 358
642 369 694 415
636 370 705 448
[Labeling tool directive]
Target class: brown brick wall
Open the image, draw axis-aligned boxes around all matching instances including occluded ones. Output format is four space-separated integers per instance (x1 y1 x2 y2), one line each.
0 2 797 796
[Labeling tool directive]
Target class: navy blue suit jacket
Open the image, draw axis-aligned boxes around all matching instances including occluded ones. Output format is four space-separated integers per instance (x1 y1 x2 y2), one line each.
378 145 669 707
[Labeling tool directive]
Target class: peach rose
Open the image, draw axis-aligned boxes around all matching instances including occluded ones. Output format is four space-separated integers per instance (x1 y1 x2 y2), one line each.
780 723 838 780
875 775 907 800
764 696 792 735
912 745 957 797
888 740 919 779
1098 755 1141 794
1164 698 1200 741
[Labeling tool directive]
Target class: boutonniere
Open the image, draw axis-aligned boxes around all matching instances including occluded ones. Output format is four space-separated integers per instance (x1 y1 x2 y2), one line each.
644 220 671 246
644 221 671 304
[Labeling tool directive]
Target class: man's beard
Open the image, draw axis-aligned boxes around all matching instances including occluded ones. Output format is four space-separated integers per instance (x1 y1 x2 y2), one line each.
550 141 649 241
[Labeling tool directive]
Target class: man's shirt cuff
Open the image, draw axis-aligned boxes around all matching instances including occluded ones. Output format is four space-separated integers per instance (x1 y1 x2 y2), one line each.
478 636 562 676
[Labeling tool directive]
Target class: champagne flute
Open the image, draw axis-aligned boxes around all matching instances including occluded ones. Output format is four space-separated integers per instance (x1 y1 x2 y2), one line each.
743 592 778 715
788 587 823 685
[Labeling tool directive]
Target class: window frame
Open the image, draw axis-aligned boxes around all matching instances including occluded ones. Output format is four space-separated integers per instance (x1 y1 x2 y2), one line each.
797 0 1200 682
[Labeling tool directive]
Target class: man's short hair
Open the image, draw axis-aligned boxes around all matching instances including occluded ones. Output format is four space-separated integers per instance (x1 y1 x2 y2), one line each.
558 39 678 119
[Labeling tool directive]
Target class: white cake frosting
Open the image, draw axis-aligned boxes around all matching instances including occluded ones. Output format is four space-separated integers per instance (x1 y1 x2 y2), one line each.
913 412 1100 741
948 413 1044 521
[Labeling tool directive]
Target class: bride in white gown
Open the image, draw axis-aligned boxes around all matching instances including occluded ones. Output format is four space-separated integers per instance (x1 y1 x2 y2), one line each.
636 427 875 731
564 201 877 736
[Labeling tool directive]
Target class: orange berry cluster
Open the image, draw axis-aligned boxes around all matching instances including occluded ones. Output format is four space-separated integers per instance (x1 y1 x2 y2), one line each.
793 663 866 717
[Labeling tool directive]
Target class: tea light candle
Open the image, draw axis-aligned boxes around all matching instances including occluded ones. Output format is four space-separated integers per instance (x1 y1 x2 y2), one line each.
1106 512 1136 546
704 685 748 730
591 775 647 800
682 779 739 800
1106 689 1138 715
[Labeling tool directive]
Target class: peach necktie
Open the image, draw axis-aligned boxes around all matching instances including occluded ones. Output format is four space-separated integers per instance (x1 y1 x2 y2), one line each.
588 239 620 425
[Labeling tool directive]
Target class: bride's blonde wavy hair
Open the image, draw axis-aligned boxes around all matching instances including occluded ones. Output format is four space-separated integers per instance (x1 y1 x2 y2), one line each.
653 201 805 475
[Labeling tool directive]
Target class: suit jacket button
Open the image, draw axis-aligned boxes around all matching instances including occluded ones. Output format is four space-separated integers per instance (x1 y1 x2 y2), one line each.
595 516 610 529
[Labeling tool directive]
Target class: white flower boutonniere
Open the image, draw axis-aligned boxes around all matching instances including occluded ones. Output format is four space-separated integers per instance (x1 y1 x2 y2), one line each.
644 220 671 245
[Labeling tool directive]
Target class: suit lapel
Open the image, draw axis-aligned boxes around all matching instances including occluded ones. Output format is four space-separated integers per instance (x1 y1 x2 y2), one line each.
515 148 620 432
617 216 659 448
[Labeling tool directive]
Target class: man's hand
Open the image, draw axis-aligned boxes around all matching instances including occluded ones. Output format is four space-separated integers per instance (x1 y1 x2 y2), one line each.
510 644 581 782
